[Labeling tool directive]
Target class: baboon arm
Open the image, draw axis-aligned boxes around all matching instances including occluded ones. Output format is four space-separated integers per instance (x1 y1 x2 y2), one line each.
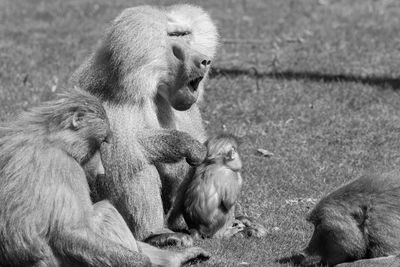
138 241 179 266
167 173 193 228
215 170 240 211
138 129 206 166
138 241 210 267
167 199 183 228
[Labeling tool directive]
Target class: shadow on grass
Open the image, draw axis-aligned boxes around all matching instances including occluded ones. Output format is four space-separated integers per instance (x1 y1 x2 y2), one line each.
277 254 325 267
210 67 400 90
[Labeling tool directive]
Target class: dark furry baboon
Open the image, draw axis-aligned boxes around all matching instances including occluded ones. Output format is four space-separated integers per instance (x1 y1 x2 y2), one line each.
74 4 218 245
0 89 209 267
284 171 400 266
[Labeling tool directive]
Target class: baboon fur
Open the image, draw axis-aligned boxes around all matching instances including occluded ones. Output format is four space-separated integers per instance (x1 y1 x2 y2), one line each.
298 170 400 266
74 4 218 240
0 89 210 266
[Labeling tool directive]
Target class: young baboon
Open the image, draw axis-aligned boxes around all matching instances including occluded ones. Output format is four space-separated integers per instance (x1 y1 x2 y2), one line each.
168 134 244 239
286 170 400 266
74 4 218 245
0 89 209 267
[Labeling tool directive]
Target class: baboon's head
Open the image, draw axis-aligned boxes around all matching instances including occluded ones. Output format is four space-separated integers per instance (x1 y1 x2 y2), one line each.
75 5 218 110
157 5 218 111
301 200 368 266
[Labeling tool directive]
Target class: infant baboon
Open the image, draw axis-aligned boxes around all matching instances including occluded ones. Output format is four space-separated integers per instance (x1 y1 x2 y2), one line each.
168 134 245 238
287 170 400 266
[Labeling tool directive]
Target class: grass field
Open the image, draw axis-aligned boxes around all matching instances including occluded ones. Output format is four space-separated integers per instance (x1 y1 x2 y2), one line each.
2 0 400 266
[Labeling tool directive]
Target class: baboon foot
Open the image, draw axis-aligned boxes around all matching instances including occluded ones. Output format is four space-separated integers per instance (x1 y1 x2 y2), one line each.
176 247 210 266
235 216 267 238
145 232 194 247
223 219 246 238
189 228 203 240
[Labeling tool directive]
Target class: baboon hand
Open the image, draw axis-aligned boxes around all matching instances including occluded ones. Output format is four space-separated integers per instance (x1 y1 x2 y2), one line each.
177 247 210 266
185 140 207 166
144 232 194 248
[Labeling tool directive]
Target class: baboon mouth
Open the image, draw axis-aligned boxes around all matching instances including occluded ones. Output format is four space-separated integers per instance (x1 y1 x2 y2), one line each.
188 76 203 91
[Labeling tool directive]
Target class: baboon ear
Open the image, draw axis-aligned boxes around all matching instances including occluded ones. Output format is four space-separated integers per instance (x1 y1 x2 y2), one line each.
72 111 85 129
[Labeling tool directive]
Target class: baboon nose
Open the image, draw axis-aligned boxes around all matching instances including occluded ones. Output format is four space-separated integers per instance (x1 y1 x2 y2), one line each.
201 59 211 67
194 56 211 69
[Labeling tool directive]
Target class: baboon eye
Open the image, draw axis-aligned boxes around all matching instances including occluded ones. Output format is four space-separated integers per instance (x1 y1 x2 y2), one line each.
168 31 191 37
103 134 112 144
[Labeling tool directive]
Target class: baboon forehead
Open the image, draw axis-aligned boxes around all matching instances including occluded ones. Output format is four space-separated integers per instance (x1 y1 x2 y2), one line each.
109 7 168 67
114 6 167 36
207 134 239 149
165 4 219 58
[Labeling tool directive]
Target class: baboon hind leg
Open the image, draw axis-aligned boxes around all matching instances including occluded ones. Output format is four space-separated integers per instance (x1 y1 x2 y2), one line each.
92 200 210 266
51 200 151 267
92 200 139 252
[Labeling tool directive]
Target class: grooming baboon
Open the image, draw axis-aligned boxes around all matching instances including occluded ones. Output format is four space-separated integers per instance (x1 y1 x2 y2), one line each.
0 89 209 266
284 171 400 266
74 4 218 244
168 134 244 239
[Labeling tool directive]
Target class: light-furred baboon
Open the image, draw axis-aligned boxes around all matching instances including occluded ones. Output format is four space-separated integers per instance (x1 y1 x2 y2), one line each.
280 170 400 266
168 134 245 239
74 4 218 244
0 89 209 266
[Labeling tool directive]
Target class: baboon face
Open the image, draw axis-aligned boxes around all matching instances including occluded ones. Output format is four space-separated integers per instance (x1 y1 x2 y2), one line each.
83 150 105 179
78 5 218 107
157 36 211 111
304 205 367 266
156 5 217 111
73 109 111 153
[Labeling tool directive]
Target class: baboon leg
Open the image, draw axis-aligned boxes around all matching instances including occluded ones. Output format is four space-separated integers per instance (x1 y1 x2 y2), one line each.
91 205 210 267
138 241 210 267
206 209 241 239
92 200 139 252
51 225 150 266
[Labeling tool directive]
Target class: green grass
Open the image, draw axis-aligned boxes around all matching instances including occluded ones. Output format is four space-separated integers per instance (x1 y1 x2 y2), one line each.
2 0 400 266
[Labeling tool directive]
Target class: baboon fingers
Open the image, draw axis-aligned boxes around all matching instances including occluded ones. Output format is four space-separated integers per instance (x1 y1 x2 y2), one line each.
177 247 211 266
144 232 194 248
185 143 207 166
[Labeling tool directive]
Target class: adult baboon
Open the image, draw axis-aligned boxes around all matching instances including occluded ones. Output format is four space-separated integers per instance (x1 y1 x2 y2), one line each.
74 4 218 244
0 89 209 266
282 171 400 266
